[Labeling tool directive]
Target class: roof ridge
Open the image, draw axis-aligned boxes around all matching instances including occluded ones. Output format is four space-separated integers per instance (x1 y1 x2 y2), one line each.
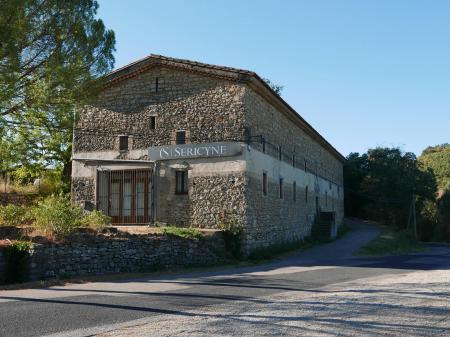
149 54 255 76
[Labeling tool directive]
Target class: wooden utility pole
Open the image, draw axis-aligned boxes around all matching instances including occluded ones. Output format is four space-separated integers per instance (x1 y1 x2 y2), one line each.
408 194 417 239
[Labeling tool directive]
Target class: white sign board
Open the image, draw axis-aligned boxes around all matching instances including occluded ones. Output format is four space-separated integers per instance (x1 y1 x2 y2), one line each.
148 142 242 161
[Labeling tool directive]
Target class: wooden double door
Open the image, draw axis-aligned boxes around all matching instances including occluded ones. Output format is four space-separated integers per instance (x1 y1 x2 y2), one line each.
97 169 153 224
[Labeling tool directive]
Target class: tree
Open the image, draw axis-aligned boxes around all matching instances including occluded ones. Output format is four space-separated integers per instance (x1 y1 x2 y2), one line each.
263 78 284 95
0 0 115 182
419 144 450 191
344 147 437 229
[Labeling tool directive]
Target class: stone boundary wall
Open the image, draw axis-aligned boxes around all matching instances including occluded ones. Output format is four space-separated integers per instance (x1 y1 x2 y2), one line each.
28 232 225 281
0 193 36 206
0 251 5 282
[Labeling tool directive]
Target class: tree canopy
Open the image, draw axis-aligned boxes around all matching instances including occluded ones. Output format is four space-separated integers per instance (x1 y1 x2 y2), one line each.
0 0 115 181
344 147 436 228
419 144 450 191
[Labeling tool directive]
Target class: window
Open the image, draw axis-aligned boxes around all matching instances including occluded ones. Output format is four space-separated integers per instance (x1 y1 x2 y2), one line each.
119 135 128 151
305 186 308 203
293 181 296 201
176 130 186 144
150 116 156 130
304 159 307 172
262 172 268 196
155 77 159 92
279 177 283 199
262 137 266 153
278 146 282 161
292 154 295 167
175 171 188 194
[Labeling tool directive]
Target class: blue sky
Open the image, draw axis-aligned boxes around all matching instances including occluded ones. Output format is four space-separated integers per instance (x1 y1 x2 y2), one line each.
97 0 450 157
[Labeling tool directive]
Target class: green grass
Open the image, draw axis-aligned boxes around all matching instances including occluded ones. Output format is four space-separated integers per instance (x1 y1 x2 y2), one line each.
356 228 425 256
160 226 203 239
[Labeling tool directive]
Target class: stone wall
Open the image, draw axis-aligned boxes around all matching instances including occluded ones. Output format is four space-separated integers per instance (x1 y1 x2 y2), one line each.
28 232 225 280
0 193 36 206
0 251 5 283
74 66 246 153
240 87 345 252
156 163 247 229
243 88 343 186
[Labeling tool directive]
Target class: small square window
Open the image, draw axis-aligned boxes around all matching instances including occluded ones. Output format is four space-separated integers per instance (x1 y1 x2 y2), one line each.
150 116 156 130
175 170 188 194
176 131 186 145
262 172 268 196
119 135 128 151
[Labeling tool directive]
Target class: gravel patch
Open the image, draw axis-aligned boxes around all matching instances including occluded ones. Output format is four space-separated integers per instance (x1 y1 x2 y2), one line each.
92 270 450 337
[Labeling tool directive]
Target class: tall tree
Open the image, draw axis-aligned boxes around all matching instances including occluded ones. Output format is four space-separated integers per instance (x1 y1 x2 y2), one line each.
419 144 450 192
0 0 115 180
344 148 436 228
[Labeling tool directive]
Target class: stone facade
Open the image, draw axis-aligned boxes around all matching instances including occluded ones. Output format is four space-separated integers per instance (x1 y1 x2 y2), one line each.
72 55 345 255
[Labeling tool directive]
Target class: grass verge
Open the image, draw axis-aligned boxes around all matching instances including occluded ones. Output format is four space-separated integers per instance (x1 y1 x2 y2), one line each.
355 228 425 256
160 226 203 239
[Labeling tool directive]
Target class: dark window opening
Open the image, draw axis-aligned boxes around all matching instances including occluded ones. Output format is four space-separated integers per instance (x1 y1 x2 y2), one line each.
262 137 266 153
262 172 268 196
304 159 307 172
292 154 295 167
175 170 188 194
279 177 283 199
150 116 156 130
155 77 159 92
293 181 297 201
305 186 308 203
119 135 128 151
176 131 186 145
278 146 282 161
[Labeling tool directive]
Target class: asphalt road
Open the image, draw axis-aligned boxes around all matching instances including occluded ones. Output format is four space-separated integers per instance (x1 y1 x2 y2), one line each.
0 220 449 337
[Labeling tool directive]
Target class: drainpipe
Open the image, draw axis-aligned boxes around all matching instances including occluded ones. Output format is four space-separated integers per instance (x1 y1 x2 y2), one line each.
151 161 160 224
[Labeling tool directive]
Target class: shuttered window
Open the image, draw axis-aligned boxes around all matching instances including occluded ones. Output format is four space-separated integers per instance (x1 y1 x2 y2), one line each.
175 170 188 194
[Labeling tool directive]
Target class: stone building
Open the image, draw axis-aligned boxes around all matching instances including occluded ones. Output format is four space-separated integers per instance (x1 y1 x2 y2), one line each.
72 54 345 253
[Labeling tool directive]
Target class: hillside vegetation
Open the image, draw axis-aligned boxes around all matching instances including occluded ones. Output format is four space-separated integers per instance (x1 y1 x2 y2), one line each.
345 145 450 242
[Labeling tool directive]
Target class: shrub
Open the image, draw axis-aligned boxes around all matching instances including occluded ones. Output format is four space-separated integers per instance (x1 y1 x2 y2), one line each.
30 194 83 236
160 226 202 239
81 210 111 232
0 204 28 226
217 212 244 260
